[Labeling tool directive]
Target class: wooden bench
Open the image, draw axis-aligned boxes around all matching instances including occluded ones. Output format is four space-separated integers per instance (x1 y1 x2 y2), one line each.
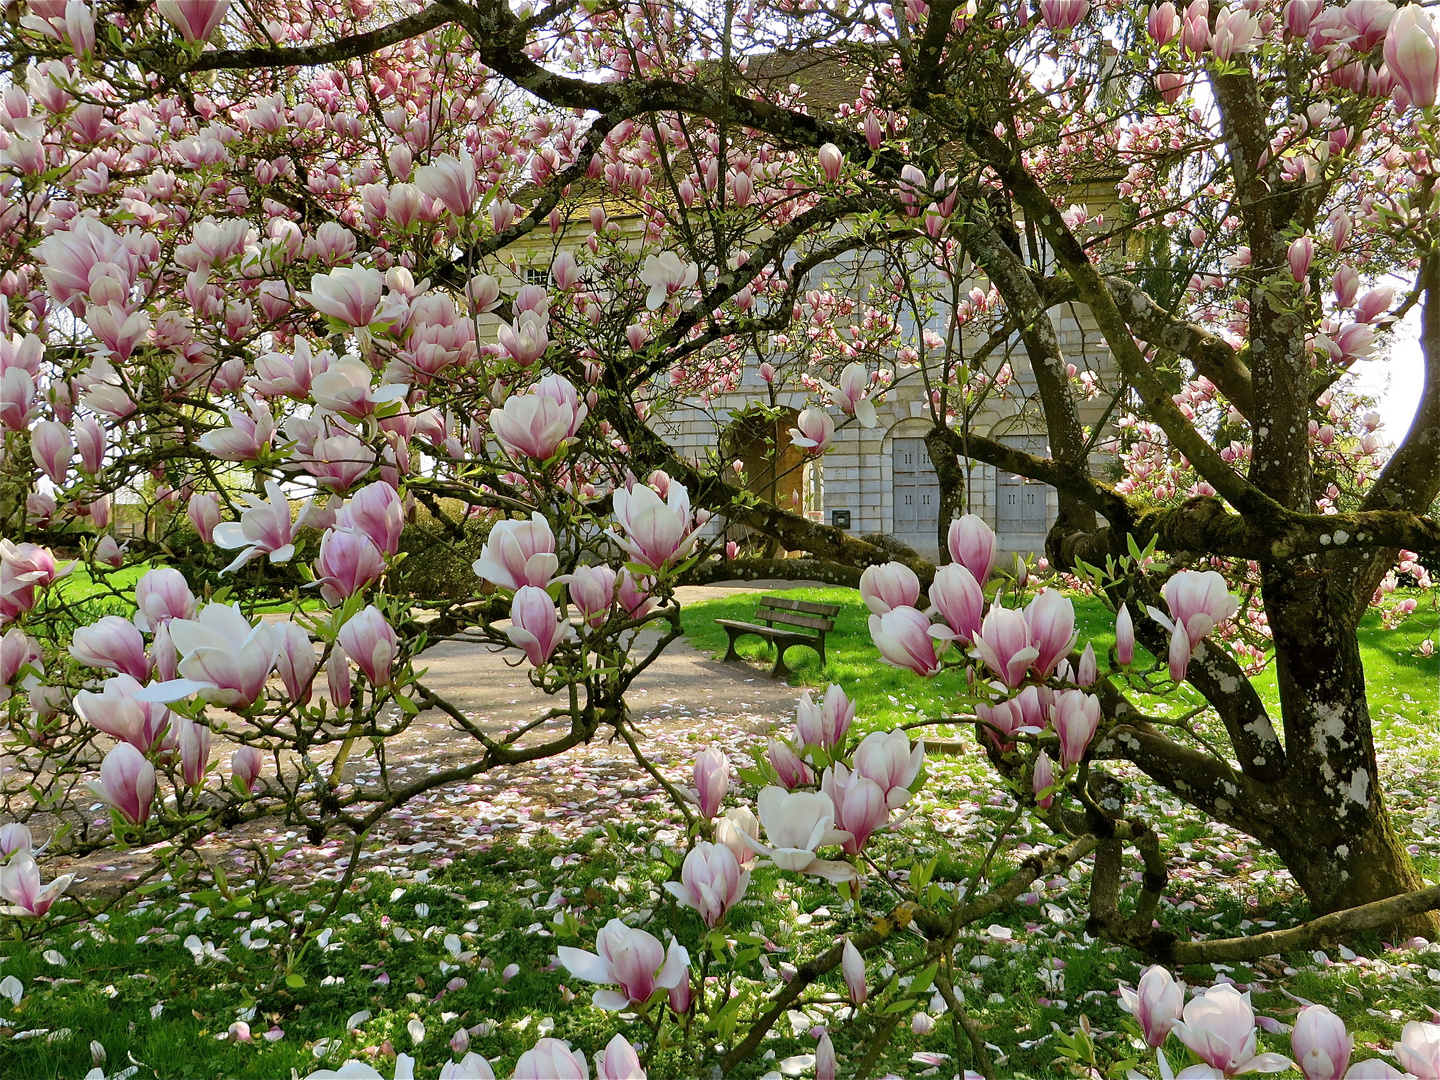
716 595 840 678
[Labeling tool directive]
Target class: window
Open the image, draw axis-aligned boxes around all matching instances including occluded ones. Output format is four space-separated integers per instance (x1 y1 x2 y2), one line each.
892 437 939 536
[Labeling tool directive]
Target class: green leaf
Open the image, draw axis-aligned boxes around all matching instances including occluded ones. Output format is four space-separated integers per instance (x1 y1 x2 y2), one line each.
909 962 938 997
284 973 305 989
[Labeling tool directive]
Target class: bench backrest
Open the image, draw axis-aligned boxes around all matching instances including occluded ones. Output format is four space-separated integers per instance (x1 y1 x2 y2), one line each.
755 595 839 634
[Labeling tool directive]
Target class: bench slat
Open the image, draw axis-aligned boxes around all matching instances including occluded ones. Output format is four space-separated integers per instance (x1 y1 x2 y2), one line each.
759 596 841 616
715 618 817 640
755 608 834 632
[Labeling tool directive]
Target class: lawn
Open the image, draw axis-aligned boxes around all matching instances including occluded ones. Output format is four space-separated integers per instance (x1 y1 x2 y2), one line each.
2 586 1437 1079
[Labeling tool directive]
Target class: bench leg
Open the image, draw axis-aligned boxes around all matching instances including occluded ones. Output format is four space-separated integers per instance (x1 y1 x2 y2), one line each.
816 636 826 668
770 644 792 680
722 628 743 662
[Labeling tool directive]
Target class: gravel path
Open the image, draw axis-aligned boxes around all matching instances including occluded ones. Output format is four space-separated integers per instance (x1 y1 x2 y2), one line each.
52 583 820 894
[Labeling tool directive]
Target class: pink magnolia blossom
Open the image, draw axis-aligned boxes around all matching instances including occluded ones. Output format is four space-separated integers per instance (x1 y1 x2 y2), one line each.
472 513 558 591
639 252 699 309
1149 569 1240 653
929 563 984 645
1385 4 1440 109
617 569 655 620
1293 1004 1352 1080
1211 5 1261 60
337 606 398 685
1288 236 1315 283
133 567 197 632
1395 1022 1440 1079
298 431 372 492
716 806 760 871
0 851 73 917
869 605 946 676
0 627 41 687
70 615 150 680
692 746 730 817
310 356 408 419
795 684 854 751
1025 589 1076 678
767 739 815 789
972 602 1039 689
231 746 262 794
0 821 32 858
818 362 877 427
144 602 279 709
819 142 844 181
506 585 571 667
842 937 867 1004
89 742 155 825
173 714 210 787
187 492 221 544
211 481 311 573
1039 0 1089 32
1032 749 1056 808
975 697 1025 751
852 728 924 808
252 339 330 399
1172 983 1293 1077
1118 966 1186 1048
821 763 890 854
0 540 68 619
663 840 750 927
157 0 231 43
513 1039 588 1080
336 481 403 556
596 1033 646 1080
299 266 384 328
30 420 71 483
1115 603 1135 666
1052 689 1101 769
564 565 615 626
491 374 588 461
1169 621 1193 682
274 622 318 704
859 561 920 615
817 1033 836 1080
74 674 172 753
1147 2 1181 44
742 786 855 882
789 407 835 453
413 154 479 217
612 479 703 572
498 311 550 366
557 918 690 1010
947 514 996 584
312 527 385 606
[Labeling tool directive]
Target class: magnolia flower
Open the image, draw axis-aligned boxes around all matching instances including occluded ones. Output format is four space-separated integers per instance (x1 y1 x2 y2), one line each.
692 747 729 818
30 420 71 483
767 739 815 789
1025 589 1076 678
506 585 571 667
0 851 73 917
336 482 403 557
1115 603 1135 666
310 355 408 419
1148 570 1240 658
89 742 155 826
211 481 311 573
564 565 615 627
928 563 984 645
716 806 760 871
133 568 197 632
70 616 150 680
795 684 854 751
312 527 386 606
0 821 32 857
1173 984 1293 1077
1293 1005 1352 1080
1385 4 1440 109
612 479 703 572
870 605 946 676
790 407 835 454
972 602 1039 689
74 674 172 753
859 561 920 615
596 1034 646 1080
640 252 699 309
472 513 557 591
852 728 924 808
947 514 996 584
337 606 398 685
1119 966 1186 1048
413 153 479 218
1395 1021 1440 1079
187 492 221 544
299 266 384 327
742 786 856 882
820 764 890 854
142 602 279 709
663 841 750 927
491 374 587 461
818 362 877 427
1032 749 1056 808
557 918 690 1010
842 937 867 1004
198 398 274 461
157 0 231 43
1052 689 1102 770
513 1040 587 1080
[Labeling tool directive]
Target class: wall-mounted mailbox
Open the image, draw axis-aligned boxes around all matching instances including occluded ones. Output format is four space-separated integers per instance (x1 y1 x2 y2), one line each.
831 510 851 529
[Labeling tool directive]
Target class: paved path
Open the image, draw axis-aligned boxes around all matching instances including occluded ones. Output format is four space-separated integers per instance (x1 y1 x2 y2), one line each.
56 582 825 893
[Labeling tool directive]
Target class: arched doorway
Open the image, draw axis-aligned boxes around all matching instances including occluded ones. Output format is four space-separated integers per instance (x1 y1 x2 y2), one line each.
721 407 818 552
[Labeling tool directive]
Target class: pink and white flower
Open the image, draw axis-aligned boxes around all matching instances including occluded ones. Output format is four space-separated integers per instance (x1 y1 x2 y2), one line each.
211 481 311 573
663 841 750 927
557 918 690 1010
859 561 921 615
473 513 557 591
506 586 571 667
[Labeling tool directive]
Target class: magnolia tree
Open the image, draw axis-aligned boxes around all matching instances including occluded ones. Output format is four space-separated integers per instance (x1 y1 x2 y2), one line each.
1 0 1440 1075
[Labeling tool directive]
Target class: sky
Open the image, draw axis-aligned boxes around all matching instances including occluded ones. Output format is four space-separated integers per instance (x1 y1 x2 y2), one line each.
1353 307 1426 446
